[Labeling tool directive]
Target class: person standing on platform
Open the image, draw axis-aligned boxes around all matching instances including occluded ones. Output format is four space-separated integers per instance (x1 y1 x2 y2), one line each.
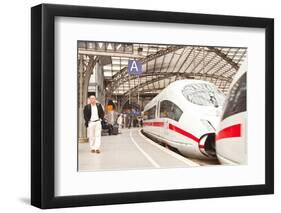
83 95 104 154
117 113 123 133
127 111 132 129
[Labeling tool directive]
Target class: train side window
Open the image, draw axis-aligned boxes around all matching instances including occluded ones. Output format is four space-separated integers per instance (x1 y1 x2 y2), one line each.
160 100 183 121
222 73 246 120
144 105 156 120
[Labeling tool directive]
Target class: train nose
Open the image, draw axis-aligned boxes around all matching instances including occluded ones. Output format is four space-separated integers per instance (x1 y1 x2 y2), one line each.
201 107 223 130
199 133 216 158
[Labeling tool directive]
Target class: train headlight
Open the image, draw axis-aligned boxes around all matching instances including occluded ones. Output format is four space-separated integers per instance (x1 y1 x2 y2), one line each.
200 119 215 131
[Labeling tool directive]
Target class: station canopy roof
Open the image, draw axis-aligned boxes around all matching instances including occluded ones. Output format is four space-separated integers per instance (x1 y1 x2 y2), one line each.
78 41 247 96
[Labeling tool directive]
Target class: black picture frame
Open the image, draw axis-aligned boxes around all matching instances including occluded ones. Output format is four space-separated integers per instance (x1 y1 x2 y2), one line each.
31 3 274 209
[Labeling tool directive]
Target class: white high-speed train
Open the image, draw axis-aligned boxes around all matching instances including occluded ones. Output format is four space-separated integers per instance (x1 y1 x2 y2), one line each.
143 79 225 159
215 62 247 165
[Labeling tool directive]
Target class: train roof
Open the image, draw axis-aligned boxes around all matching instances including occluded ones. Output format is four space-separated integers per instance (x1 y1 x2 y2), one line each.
143 79 217 110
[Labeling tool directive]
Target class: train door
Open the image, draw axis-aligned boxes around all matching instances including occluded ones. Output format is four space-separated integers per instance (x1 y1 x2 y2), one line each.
162 118 169 138
153 102 160 137
159 100 170 138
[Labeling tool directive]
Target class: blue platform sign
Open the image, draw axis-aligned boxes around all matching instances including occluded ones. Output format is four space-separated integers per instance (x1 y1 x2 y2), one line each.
128 60 142 75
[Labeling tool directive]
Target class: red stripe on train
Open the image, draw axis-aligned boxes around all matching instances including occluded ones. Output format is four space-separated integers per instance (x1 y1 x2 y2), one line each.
143 121 200 143
143 121 164 127
168 123 200 143
216 124 241 141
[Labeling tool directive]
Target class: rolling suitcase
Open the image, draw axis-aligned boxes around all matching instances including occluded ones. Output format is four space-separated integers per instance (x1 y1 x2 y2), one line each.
112 124 119 135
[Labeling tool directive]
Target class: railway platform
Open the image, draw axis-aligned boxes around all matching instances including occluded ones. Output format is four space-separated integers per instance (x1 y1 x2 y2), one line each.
78 128 203 171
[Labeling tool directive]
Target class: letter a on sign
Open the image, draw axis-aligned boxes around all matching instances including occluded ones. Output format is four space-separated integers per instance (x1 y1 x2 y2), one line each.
128 60 142 75
131 61 138 72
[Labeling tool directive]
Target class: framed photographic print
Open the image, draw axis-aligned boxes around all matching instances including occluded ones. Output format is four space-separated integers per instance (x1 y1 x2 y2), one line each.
31 3 274 209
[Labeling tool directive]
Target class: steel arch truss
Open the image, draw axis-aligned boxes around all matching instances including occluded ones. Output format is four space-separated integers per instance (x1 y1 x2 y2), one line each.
77 41 247 98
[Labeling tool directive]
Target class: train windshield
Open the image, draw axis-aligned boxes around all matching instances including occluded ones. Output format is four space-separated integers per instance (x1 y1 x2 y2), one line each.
222 73 246 120
182 83 225 107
